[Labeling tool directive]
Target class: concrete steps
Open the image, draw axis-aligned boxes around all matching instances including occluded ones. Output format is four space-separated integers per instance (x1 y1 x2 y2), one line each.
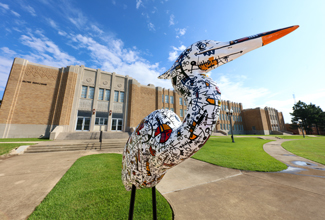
55 132 130 140
25 139 128 153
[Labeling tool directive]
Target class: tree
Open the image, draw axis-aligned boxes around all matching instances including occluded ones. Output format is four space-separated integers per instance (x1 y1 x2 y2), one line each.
290 100 325 135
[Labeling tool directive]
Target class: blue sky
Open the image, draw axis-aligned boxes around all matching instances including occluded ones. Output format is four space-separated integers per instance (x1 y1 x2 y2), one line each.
0 0 324 123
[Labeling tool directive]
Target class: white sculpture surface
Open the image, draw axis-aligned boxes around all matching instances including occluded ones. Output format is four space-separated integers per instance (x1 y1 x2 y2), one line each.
122 25 299 191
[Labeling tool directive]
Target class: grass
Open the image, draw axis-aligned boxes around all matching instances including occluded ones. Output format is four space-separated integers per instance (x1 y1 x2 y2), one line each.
282 136 325 165
192 137 287 172
28 154 173 220
0 138 50 142
0 143 34 156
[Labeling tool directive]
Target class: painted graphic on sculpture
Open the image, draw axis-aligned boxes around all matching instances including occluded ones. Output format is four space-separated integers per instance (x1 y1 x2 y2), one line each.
122 25 299 191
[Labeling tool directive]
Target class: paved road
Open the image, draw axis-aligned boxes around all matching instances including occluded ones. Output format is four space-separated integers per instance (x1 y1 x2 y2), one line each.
0 139 324 220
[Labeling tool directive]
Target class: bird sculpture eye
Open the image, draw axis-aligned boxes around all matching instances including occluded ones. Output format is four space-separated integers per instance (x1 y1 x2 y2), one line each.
198 43 206 50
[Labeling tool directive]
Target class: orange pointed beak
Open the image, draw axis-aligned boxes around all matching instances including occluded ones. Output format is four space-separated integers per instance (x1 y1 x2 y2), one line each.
261 25 299 46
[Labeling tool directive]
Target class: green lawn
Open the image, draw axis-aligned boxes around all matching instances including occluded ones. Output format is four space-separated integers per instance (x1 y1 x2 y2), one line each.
29 154 173 220
282 136 325 165
0 143 34 156
0 138 50 142
192 137 287 172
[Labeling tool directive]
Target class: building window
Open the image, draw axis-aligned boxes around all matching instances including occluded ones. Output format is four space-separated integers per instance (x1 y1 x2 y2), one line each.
165 95 169 103
180 109 183 117
179 97 183 105
114 91 119 102
88 87 95 99
81 86 88 98
98 88 104 100
95 117 108 125
165 107 169 110
184 99 186 106
184 109 187 116
170 96 174 104
105 90 110 101
252 126 256 131
170 108 174 112
120 92 125 103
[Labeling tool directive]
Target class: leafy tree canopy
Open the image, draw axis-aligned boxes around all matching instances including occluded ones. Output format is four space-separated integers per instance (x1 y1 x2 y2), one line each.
290 100 325 134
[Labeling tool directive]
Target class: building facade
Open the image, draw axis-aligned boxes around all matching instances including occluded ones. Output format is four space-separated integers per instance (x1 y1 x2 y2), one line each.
217 100 245 135
242 107 285 135
0 58 286 139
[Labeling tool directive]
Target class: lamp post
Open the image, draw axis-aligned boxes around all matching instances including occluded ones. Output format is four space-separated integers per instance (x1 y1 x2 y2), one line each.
226 108 235 143
298 119 305 138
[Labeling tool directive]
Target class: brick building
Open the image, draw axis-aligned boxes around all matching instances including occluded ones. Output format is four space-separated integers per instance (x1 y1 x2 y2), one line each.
0 58 286 139
242 107 285 135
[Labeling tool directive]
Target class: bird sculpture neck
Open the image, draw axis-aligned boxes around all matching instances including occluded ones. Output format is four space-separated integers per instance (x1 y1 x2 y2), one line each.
159 72 221 165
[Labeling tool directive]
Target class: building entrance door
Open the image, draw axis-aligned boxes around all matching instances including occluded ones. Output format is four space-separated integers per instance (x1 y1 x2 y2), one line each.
76 117 91 131
111 118 123 131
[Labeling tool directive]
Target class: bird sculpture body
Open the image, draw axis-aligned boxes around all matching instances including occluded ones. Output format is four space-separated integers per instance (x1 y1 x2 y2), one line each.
122 25 299 191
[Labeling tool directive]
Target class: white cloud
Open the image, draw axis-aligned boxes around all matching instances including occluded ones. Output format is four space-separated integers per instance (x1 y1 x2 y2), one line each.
215 74 270 109
91 24 104 35
47 18 58 29
58 30 67 36
0 48 17 90
0 3 9 10
70 33 170 88
19 31 82 67
168 45 186 61
136 0 142 9
11 10 20 17
148 22 155 31
12 27 22 32
23 5 36 16
176 28 186 38
169 14 175 26
1 47 16 57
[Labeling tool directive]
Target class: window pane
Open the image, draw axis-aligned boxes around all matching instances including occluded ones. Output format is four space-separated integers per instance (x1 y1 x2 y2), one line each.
184 99 186 106
179 98 182 105
170 96 174 104
98 88 104 100
165 95 168 103
180 109 183 117
105 90 110 101
104 118 108 125
170 108 174 112
81 86 87 98
88 87 95 99
112 119 117 130
114 91 119 102
95 117 99 125
120 92 125 103
165 107 168 110
184 109 187 116
118 120 123 130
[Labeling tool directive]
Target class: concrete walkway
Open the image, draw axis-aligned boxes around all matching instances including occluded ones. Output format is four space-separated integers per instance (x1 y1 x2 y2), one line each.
0 139 325 220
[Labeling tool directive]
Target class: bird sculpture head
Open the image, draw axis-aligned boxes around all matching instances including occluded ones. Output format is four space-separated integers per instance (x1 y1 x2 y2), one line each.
159 25 299 97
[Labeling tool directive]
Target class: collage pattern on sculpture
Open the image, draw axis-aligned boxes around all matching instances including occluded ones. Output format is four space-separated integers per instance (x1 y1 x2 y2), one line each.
122 25 299 191
122 40 222 191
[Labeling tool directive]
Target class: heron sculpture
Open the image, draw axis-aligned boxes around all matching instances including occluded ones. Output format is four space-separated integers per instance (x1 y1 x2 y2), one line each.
122 25 299 191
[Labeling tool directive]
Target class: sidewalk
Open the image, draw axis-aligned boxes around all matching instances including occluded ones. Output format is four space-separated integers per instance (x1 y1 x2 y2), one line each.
0 139 325 220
